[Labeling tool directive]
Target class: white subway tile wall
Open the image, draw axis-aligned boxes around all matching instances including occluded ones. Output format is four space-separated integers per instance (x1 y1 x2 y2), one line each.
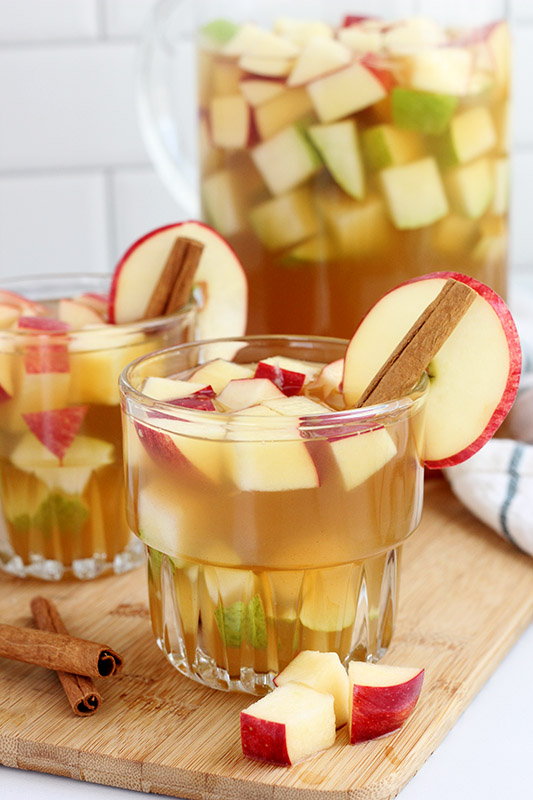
0 0 531 280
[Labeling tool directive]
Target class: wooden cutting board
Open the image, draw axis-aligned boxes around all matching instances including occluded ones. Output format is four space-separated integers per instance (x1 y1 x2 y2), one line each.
0 478 532 800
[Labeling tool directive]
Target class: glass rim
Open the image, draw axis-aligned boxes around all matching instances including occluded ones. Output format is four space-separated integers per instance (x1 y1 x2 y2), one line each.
120 334 430 432
0 272 197 341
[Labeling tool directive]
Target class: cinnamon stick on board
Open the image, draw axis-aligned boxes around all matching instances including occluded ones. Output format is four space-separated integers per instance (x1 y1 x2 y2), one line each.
356 279 476 408
143 237 204 320
30 596 104 716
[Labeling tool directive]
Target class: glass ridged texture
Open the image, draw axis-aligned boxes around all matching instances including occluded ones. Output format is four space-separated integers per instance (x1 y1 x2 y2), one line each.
0 275 196 580
120 336 428 694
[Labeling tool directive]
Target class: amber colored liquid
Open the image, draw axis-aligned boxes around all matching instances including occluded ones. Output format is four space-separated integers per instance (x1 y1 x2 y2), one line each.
125 396 424 675
198 26 510 337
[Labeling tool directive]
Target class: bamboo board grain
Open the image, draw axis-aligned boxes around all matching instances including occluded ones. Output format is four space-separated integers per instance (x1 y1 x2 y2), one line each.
0 478 532 800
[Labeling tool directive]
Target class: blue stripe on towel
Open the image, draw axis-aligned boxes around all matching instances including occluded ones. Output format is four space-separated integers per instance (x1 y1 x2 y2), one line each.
499 443 526 548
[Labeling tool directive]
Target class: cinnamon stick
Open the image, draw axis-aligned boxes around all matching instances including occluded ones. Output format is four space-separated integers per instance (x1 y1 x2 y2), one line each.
356 279 476 408
143 237 204 319
30 596 105 716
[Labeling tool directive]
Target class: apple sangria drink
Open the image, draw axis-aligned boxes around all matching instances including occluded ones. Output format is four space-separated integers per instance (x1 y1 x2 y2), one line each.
120 336 428 693
197 15 511 336
0 275 196 580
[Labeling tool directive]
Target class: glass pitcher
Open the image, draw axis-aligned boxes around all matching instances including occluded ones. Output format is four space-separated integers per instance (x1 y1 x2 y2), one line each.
138 0 511 337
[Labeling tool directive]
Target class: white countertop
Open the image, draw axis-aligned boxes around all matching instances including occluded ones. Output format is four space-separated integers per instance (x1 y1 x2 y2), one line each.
1 621 532 800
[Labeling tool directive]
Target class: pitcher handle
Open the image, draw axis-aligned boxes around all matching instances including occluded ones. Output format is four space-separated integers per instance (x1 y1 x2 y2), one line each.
137 0 200 217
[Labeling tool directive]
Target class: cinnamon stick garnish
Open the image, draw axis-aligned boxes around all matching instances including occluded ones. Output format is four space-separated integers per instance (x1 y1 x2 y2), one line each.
143 237 204 319
0 599 123 716
356 279 476 408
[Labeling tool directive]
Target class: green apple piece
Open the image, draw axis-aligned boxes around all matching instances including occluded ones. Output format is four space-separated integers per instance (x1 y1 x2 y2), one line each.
319 190 393 257
362 124 425 171
434 106 497 167
11 433 114 495
406 47 473 96
392 87 457 136
307 62 386 123
251 124 321 196
330 428 397 491
379 157 448 230
444 157 494 219
201 19 240 47
254 86 314 141
490 157 510 215
308 120 365 200
249 187 320 251
32 493 89 538
287 36 351 87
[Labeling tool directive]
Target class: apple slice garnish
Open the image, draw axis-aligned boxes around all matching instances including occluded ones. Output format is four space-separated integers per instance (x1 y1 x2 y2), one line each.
108 221 248 338
348 661 424 743
274 650 349 728
0 289 45 317
343 272 521 468
241 682 336 765
58 298 104 328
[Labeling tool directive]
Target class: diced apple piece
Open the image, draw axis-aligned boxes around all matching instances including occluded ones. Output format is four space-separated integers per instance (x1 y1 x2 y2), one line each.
362 124 425 171
490 157 510 215
444 157 494 219
241 683 336 765
486 21 511 88
11 432 114 495
338 25 382 53
319 191 393 257
274 18 333 47
287 37 351 87
199 115 223 173
330 428 397 491
209 94 251 149
142 376 209 402
299 566 357 634
308 120 365 200
251 124 321 196
406 47 472 95
348 661 424 743
342 272 521 467
392 88 457 136
0 289 45 316
0 304 20 329
58 299 104 328
202 168 247 237
191 358 254 394
217 377 284 411
284 235 339 263
262 395 326 417
227 437 319 492
493 100 510 154
0 368 71 434
137 479 181 555
436 106 497 166
249 187 320 251
17 316 70 375
380 157 448 230
308 359 344 406
22 405 87 463
223 23 299 59
254 87 314 141
239 55 294 79
259 356 322 384
274 650 349 728
307 62 386 123
211 59 243 97
254 361 305 397
239 78 286 107
383 17 446 49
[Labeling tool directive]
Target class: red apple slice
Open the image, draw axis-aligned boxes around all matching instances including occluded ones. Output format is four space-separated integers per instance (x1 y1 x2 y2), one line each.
343 272 521 468
241 683 336 765
348 661 424 743
254 360 306 396
274 650 349 728
0 304 20 329
18 316 71 374
58 298 104 328
108 221 248 338
22 406 88 463
0 289 45 317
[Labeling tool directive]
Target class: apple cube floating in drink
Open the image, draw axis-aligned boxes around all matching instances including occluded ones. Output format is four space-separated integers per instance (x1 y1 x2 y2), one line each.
197 14 511 337
0 222 247 578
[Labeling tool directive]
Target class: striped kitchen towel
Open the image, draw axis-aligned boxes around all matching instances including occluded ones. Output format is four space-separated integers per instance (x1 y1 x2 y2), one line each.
445 277 533 557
